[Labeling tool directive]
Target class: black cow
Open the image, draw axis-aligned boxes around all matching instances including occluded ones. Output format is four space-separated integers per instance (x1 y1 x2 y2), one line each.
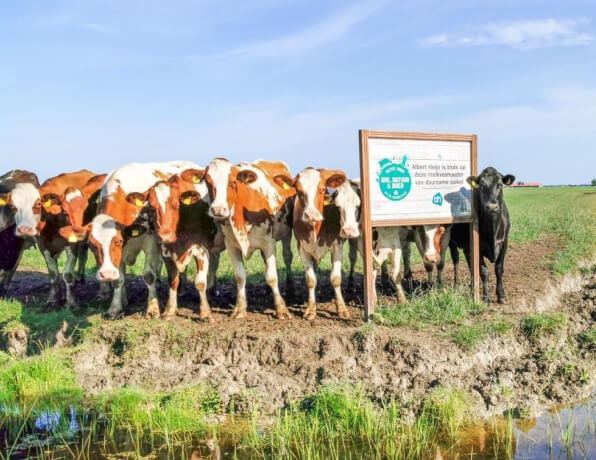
0 170 40 295
449 167 515 303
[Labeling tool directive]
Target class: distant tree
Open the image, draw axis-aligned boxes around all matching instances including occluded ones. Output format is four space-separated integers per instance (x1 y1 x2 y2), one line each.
592 178 596 186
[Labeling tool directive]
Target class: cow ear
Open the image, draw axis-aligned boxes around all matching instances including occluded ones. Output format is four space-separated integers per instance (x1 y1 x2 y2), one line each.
0 193 10 206
41 194 62 214
82 174 107 198
180 169 205 184
502 174 515 186
180 191 201 206
320 169 346 189
125 192 148 207
237 169 258 184
273 174 294 191
467 176 479 189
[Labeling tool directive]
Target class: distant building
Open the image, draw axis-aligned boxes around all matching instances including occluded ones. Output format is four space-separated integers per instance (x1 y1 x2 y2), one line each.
510 181 542 188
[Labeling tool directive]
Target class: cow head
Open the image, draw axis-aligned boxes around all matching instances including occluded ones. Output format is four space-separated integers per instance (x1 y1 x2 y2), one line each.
0 182 43 237
413 225 448 265
467 167 515 215
333 180 361 239
56 174 107 243
87 214 147 281
294 168 346 225
146 173 205 243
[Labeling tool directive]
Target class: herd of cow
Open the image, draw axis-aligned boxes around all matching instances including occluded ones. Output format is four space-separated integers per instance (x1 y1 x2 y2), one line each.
0 160 514 322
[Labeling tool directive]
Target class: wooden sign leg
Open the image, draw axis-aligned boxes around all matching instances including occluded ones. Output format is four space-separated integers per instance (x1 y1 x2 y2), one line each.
470 221 480 302
362 223 375 322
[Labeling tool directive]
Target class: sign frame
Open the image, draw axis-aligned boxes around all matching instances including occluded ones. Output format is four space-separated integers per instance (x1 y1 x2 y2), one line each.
358 130 480 321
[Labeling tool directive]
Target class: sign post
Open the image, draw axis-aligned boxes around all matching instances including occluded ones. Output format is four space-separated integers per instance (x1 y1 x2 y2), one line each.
359 130 480 321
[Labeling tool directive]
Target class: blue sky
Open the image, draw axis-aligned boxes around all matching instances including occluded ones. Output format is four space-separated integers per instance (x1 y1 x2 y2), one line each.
1 0 595 184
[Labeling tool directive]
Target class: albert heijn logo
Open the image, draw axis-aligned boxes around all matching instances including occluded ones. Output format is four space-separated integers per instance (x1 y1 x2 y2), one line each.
432 192 443 206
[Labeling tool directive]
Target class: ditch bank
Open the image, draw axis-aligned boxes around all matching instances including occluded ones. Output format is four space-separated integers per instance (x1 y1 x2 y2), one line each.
73 269 596 420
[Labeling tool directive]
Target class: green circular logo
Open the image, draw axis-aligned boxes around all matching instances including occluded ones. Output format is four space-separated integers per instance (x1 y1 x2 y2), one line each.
377 157 411 201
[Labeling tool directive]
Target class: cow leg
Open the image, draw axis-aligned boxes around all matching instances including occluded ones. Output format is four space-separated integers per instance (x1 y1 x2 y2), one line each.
143 246 161 319
229 246 248 320
402 240 413 293
424 263 434 286
282 235 294 297
194 249 213 322
390 247 406 303
372 247 391 307
76 242 88 283
263 242 291 320
380 260 392 293
106 274 125 319
207 251 220 297
347 238 358 293
331 243 349 319
495 241 508 303
450 243 460 287
480 256 490 302
299 247 317 320
0 239 25 296
63 245 79 309
162 257 180 320
40 246 61 311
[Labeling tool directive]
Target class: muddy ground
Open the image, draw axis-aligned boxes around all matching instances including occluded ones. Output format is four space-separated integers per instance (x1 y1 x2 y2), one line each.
4 237 596 418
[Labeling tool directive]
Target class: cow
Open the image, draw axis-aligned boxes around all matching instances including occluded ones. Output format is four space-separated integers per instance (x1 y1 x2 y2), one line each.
402 224 451 288
448 167 515 303
0 170 40 296
292 168 357 319
86 161 197 319
1 170 104 309
140 168 224 321
196 158 295 320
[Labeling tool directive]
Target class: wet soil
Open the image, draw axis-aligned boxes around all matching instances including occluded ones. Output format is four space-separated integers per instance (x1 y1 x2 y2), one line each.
4 237 595 418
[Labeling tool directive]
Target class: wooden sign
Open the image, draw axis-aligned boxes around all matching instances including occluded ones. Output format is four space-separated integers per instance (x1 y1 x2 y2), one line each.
359 130 480 321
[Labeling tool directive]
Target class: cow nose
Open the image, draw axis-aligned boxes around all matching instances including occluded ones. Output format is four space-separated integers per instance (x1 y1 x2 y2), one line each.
486 203 499 213
304 209 323 223
98 269 119 281
341 228 360 239
211 206 229 218
423 253 440 264
16 226 35 236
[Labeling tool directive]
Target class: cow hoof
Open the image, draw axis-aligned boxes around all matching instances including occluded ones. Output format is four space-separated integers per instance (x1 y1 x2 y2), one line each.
162 313 176 321
303 308 317 320
145 310 160 320
497 297 506 304
103 311 123 320
276 308 292 320
231 310 247 320
200 314 215 323
337 309 351 320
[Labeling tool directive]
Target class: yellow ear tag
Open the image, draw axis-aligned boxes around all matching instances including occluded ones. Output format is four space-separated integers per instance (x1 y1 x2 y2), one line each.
192 176 201 184
135 198 144 207
131 229 139 237
68 233 78 243
324 196 332 206
44 199 52 208
182 197 192 205
470 181 479 189
282 182 290 190
0 198 7 206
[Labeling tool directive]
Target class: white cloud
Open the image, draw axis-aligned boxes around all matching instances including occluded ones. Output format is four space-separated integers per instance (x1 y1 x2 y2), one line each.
204 0 385 60
421 18 593 50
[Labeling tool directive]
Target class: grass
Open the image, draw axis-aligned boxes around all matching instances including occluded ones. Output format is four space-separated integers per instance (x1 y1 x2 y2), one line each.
505 187 596 274
374 287 485 329
577 327 596 349
452 318 513 350
522 312 567 339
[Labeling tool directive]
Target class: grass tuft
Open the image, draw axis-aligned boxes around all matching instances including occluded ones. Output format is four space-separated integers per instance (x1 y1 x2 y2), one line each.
522 313 567 339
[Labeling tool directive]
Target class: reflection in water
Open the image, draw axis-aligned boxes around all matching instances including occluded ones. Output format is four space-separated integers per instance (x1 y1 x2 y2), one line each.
3 395 595 459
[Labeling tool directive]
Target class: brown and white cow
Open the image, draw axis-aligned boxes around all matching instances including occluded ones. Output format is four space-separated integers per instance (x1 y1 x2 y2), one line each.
1 170 104 309
139 166 224 321
87 161 197 319
402 224 451 287
196 158 295 319
292 168 356 319
0 170 40 296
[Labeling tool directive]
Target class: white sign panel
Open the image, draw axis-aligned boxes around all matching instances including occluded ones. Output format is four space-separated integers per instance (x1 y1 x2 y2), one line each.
368 137 472 222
